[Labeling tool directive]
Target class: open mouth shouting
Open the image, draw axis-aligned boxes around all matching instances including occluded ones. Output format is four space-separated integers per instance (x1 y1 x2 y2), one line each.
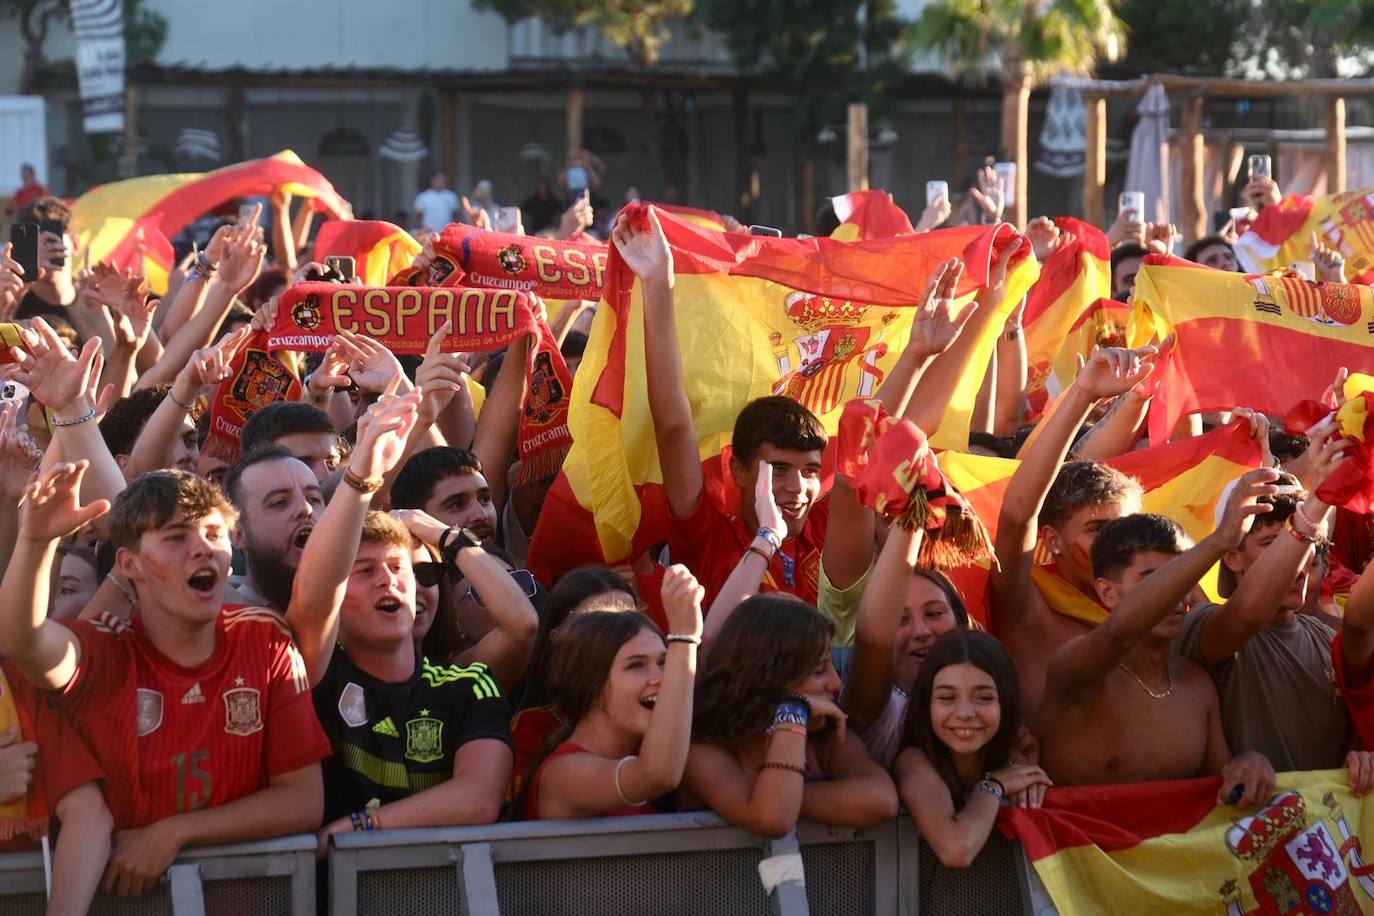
187 566 220 596
292 525 314 551
375 595 404 614
639 693 658 711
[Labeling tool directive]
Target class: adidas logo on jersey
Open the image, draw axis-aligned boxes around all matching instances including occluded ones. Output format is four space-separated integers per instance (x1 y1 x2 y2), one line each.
372 717 400 737
181 682 206 705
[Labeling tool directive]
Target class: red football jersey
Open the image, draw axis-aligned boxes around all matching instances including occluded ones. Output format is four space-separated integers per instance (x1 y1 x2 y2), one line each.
667 493 829 609
57 607 330 829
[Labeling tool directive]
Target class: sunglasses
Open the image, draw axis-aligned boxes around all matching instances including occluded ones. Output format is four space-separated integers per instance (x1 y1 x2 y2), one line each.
466 569 538 609
413 561 446 589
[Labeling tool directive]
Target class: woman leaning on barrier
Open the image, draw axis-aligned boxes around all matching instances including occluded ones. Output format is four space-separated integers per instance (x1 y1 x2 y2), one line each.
518 565 704 819
679 594 899 839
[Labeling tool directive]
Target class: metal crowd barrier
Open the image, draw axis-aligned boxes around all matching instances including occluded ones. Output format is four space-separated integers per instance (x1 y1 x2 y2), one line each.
0 833 315 916
0 815 1043 915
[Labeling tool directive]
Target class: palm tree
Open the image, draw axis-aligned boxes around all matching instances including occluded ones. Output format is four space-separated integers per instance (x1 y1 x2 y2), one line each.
912 0 1124 226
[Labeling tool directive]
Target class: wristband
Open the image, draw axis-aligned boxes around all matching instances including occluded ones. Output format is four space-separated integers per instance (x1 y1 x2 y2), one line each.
342 467 384 494
756 527 782 552
1003 326 1021 341
983 772 1006 795
767 722 808 739
168 390 196 412
780 693 812 716
614 755 650 807
975 779 1005 802
665 633 701 646
52 406 96 428
1284 516 1319 545
1294 502 1324 536
440 526 483 569
772 701 809 730
747 545 773 564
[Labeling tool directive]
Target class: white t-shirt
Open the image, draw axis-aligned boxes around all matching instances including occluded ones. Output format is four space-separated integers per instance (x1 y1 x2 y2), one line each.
414 188 460 230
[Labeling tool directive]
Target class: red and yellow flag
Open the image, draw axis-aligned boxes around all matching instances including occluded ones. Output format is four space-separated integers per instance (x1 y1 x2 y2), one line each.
1132 258 1374 445
939 418 1263 626
829 189 916 241
1023 218 1113 416
526 205 1033 583
312 220 420 287
1049 297 1130 399
70 150 351 293
1236 190 1374 284
1002 771 1374 915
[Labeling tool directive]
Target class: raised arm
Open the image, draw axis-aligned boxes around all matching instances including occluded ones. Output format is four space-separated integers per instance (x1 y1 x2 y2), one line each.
1196 421 1347 664
703 464 785 645
1343 542 1374 671
989 346 1157 634
287 389 420 685
470 334 527 516
612 208 702 518
841 526 923 731
0 462 108 690
992 298 1028 436
823 259 971 590
1043 470 1277 700
533 567 703 818
270 188 298 273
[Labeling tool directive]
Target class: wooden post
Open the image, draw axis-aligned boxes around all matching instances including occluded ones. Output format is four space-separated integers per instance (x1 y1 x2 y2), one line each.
118 84 138 179
847 102 869 192
1083 95 1106 227
566 85 584 156
1011 78 1030 227
1325 96 1347 194
1181 95 1206 244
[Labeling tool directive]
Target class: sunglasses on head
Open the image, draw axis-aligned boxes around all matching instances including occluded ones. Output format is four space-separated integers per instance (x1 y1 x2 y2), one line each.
467 569 538 610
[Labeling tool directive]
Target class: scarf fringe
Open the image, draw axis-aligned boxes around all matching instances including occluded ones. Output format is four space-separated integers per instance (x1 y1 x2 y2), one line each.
517 444 570 486
893 492 995 570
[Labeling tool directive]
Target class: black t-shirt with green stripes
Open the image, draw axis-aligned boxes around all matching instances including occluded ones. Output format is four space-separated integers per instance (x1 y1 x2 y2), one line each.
314 647 511 823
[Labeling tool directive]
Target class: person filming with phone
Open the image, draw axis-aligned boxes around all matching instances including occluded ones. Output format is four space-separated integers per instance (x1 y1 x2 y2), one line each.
4 196 76 321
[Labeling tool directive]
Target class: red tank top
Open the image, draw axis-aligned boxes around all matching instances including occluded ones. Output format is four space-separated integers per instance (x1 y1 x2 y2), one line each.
525 742 657 820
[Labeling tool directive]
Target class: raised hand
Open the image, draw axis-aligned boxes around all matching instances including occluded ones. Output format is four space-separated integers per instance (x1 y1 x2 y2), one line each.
1213 467 1280 549
915 193 952 233
1072 344 1159 401
306 335 353 401
415 321 470 423
611 208 673 286
1243 175 1282 211
1024 216 1061 260
1297 417 1351 494
332 328 406 393
215 214 267 293
1145 222 1178 256
1310 231 1347 283
1106 207 1145 249
461 197 491 231
558 194 594 239
347 388 421 483
17 461 110 544
171 325 250 405
754 461 786 545
1320 366 1350 410
0 399 43 502
0 243 25 320
12 319 102 415
660 563 704 639
908 258 974 358
1230 407 1274 467
969 165 1004 222
389 508 449 547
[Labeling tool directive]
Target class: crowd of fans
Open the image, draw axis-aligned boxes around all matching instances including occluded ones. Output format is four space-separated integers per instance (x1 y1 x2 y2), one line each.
0 158 1370 915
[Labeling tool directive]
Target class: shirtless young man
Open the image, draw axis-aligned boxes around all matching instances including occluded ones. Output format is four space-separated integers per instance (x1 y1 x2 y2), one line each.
1037 470 1278 803
991 346 1156 718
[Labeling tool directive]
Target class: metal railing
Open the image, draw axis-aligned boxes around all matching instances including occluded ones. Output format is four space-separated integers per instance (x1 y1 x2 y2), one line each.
0 814 1044 915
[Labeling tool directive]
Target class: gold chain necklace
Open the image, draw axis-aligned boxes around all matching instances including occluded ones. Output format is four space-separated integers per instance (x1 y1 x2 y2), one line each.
1117 662 1173 700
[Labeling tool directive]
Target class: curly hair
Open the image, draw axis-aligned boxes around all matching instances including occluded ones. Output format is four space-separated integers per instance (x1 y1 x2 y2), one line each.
692 594 833 749
1040 460 1143 532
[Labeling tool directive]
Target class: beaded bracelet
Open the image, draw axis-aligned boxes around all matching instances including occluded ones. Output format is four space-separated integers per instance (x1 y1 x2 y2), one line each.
759 761 806 776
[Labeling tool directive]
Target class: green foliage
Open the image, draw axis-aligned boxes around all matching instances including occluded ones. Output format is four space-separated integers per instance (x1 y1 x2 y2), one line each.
472 0 693 65
911 0 1124 85
1116 0 1246 75
695 0 911 146
1236 0 1374 78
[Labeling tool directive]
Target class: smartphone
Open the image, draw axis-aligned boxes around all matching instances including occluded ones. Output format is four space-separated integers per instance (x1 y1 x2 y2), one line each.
749 225 783 238
8 223 39 280
324 256 356 283
993 161 1016 199
496 206 521 234
0 379 28 404
926 180 949 207
1229 206 1253 223
566 166 589 192
1291 261 1316 281
1119 191 1146 220
1248 154 1273 179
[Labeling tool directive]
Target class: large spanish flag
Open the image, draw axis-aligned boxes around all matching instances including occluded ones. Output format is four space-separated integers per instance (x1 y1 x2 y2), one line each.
1131 259 1374 446
829 190 916 241
1236 190 1374 284
1023 218 1113 416
313 220 420 287
526 205 1034 583
69 150 351 293
939 418 1263 626
1002 771 1374 915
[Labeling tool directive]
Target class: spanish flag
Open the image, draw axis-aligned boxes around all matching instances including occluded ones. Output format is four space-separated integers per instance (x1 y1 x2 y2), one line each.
1049 298 1130 397
1236 190 1374 284
829 189 915 241
1023 219 1113 416
654 203 728 232
939 418 1263 626
69 150 351 293
526 205 1032 583
313 220 421 287
1002 771 1374 915
1132 259 1374 446
1285 373 1374 514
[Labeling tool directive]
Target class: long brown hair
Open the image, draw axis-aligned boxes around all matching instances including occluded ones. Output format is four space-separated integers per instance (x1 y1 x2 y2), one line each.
515 610 661 818
902 630 1020 806
692 594 833 750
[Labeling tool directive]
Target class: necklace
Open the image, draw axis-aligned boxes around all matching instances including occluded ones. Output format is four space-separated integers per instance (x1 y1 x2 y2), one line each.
1117 662 1172 699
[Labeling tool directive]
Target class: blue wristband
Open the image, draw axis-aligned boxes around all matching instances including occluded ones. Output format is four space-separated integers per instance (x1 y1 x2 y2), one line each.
756 527 782 551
